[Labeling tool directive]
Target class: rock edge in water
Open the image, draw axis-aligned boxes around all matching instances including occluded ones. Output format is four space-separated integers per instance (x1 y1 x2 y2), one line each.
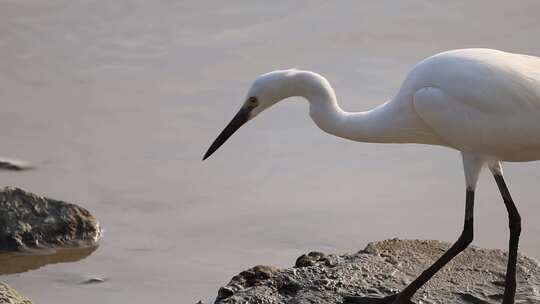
214 239 540 304
0 282 32 304
0 186 101 251
0 157 34 171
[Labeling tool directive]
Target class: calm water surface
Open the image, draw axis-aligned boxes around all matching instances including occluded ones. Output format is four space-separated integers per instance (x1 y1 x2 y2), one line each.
1 1 540 303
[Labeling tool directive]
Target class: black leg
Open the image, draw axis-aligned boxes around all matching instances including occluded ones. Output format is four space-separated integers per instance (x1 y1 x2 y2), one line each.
493 174 521 304
344 188 475 304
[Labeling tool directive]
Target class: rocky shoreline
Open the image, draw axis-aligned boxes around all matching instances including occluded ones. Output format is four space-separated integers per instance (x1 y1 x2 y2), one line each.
0 282 32 304
213 239 540 304
1 187 539 304
0 187 102 303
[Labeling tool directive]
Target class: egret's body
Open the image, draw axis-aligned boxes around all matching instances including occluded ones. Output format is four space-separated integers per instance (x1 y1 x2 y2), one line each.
308 49 540 160
204 49 537 304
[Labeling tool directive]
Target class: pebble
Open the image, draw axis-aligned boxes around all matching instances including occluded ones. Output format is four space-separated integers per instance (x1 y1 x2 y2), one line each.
83 277 105 284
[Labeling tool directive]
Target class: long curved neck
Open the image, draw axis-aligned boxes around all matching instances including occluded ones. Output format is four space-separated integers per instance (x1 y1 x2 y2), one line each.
290 71 414 144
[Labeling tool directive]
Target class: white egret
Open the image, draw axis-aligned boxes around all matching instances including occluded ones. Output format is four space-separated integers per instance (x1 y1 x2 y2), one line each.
203 49 540 304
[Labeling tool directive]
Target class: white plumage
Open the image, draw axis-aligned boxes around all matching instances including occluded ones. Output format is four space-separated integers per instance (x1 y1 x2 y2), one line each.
297 49 540 161
204 48 535 304
409 49 540 161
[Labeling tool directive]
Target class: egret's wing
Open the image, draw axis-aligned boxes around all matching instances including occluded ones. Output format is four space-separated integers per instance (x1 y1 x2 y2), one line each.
407 49 540 115
413 87 540 160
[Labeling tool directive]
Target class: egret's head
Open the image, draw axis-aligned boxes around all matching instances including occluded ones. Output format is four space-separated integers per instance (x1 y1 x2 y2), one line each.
203 69 297 160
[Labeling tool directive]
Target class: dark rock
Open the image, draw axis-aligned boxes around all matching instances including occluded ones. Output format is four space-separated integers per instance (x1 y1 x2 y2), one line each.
82 276 105 284
277 277 302 295
0 282 32 303
0 187 101 251
216 286 235 301
215 265 279 302
295 251 326 268
0 157 34 171
214 239 540 304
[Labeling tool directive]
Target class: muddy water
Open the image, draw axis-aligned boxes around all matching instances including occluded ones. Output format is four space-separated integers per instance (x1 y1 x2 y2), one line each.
0 247 98 276
1 1 540 303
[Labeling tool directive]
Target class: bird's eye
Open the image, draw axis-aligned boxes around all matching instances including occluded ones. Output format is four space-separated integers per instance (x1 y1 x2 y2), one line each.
247 97 258 107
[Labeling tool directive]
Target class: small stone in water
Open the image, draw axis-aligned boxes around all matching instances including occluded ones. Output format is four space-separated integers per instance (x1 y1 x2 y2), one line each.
83 277 105 284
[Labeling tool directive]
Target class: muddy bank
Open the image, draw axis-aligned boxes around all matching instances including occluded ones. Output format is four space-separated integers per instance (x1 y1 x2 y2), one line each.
0 187 101 252
214 239 540 304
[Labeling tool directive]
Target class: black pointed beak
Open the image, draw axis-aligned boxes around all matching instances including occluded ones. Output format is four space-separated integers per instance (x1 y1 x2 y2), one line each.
203 106 252 160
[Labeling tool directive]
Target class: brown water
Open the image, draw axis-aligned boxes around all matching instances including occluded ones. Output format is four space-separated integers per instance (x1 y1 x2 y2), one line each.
1 1 540 303
0 247 98 276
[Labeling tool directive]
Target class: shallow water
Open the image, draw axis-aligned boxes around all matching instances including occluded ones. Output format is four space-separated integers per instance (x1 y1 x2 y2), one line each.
1 1 540 303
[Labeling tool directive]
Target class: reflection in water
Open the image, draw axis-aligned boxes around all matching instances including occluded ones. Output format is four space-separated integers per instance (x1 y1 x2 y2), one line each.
0 246 98 275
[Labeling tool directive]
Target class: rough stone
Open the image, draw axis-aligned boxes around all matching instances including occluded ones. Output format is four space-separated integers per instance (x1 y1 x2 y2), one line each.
214 239 540 304
0 157 34 171
82 276 106 284
0 282 32 304
0 187 101 251
215 265 280 302
295 251 327 268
